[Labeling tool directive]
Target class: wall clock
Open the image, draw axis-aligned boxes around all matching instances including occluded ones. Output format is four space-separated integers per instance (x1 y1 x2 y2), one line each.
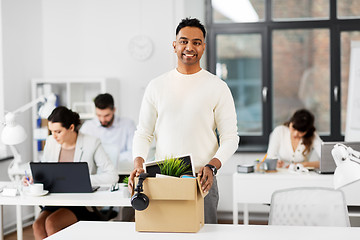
129 35 153 61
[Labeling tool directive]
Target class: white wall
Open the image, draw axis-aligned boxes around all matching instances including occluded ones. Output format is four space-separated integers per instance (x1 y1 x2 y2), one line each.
2 0 205 163
41 0 205 123
0 0 5 158
1 0 43 233
2 0 43 163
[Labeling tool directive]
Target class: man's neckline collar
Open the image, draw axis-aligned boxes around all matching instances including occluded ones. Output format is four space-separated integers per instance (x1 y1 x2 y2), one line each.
175 68 203 76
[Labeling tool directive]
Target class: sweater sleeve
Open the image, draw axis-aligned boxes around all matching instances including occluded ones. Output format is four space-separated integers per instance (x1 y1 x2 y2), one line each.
90 138 118 185
267 126 282 159
213 83 239 165
309 132 323 161
132 83 157 161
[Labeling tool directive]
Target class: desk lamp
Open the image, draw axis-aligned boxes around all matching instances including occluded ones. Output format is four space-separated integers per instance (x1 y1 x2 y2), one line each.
1 93 56 181
331 143 360 189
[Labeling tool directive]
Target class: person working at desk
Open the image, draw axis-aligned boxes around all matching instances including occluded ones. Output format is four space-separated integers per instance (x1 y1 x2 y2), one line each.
24 106 118 240
128 17 239 224
267 109 322 169
80 93 136 173
80 93 136 221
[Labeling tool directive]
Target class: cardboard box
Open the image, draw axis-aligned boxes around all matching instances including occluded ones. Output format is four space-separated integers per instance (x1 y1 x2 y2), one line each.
135 176 206 233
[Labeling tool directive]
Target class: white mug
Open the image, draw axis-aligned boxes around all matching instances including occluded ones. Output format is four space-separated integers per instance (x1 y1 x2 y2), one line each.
29 183 44 194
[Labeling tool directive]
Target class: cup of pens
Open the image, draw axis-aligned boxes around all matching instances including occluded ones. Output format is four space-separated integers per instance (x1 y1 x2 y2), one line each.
255 154 268 173
254 161 266 173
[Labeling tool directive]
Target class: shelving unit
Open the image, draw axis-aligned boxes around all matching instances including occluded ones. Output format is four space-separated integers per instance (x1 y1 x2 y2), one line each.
31 78 118 162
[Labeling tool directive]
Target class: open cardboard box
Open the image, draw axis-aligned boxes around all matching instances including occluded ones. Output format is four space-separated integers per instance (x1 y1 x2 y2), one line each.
134 176 207 232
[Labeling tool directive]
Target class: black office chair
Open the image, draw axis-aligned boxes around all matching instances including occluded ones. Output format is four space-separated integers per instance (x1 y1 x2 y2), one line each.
92 206 118 221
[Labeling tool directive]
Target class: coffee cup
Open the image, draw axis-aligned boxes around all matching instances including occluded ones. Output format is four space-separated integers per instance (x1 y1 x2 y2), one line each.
265 158 278 171
29 183 44 195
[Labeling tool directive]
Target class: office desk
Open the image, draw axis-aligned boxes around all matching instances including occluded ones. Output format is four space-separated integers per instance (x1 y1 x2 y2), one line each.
0 181 131 240
45 221 360 240
233 169 360 225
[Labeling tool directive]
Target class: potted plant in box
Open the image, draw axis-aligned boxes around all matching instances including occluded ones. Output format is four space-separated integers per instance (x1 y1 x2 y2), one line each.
157 156 192 178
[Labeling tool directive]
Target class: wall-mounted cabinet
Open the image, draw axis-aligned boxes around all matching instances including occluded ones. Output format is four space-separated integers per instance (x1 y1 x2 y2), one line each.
31 78 119 162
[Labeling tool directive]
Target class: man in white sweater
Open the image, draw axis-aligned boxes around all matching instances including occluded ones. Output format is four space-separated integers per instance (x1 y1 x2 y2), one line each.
129 18 239 223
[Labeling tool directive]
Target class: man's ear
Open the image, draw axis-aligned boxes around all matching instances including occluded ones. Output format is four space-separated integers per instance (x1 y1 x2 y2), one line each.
172 41 176 52
69 124 75 131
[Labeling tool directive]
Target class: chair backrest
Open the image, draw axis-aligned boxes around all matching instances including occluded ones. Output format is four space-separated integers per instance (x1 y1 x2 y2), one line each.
268 187 350 227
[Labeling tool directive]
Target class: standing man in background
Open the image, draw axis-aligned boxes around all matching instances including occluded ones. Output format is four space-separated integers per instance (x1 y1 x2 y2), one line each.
129 18 239 223
80 93 136 174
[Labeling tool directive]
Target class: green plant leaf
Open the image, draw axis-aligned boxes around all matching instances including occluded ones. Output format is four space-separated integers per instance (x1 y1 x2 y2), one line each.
122 176 129 184
157 156 191 177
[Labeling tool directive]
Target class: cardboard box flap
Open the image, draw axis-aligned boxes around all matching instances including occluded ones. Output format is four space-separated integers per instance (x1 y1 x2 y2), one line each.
143 177 198 200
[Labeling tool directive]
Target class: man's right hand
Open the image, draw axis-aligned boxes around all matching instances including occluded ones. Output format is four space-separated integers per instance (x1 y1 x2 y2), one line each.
128 157 146 193
128 167 145 192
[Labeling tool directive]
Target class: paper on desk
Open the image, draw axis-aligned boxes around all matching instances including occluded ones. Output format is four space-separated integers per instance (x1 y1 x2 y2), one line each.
2 188 18 197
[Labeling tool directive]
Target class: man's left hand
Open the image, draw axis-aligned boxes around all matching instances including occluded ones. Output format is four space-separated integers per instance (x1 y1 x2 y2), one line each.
198 166 214 193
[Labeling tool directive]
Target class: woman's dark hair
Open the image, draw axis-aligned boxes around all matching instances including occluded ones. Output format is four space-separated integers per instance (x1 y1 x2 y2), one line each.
284 109 316 157
176 17 206 39
47 106 81 132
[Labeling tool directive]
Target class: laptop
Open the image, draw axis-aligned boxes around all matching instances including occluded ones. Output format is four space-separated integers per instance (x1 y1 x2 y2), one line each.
317 141 360 174
30 162 100 193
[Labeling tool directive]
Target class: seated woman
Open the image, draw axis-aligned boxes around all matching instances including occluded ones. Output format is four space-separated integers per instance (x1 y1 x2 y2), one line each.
267 109 322 169
27 106 118 240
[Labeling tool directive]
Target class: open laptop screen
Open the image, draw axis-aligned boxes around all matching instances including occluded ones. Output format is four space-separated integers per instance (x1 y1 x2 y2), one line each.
30 162 98 193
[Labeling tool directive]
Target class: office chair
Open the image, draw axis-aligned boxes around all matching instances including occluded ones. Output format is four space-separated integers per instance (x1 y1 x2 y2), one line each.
92 206 118 221
268 187 350 227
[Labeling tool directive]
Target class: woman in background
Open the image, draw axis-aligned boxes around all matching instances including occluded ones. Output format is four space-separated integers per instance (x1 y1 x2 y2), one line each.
26 106 118 240
267 109 322 169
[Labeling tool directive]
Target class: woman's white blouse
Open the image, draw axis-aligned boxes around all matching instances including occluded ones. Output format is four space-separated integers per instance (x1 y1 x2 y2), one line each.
267 125 322 167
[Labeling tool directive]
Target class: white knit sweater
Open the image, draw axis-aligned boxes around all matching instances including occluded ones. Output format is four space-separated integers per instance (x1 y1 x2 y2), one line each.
133 69 239 171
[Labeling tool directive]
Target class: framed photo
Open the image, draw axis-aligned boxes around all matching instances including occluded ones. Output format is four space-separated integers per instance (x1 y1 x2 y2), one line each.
143 154 195 177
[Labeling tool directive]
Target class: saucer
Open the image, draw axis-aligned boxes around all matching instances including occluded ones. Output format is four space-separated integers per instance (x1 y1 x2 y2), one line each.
23 190 49 197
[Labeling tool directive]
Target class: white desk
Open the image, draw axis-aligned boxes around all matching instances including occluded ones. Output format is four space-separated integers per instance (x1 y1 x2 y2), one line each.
45 221 360 240
0 181 131 240
233 169 360 225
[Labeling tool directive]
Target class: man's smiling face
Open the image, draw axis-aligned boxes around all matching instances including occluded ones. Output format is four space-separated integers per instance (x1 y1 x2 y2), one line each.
173 26 205 72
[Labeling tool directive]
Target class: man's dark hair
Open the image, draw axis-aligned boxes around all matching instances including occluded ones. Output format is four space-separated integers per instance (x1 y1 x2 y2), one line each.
94 93 114 110
176 17 206 39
